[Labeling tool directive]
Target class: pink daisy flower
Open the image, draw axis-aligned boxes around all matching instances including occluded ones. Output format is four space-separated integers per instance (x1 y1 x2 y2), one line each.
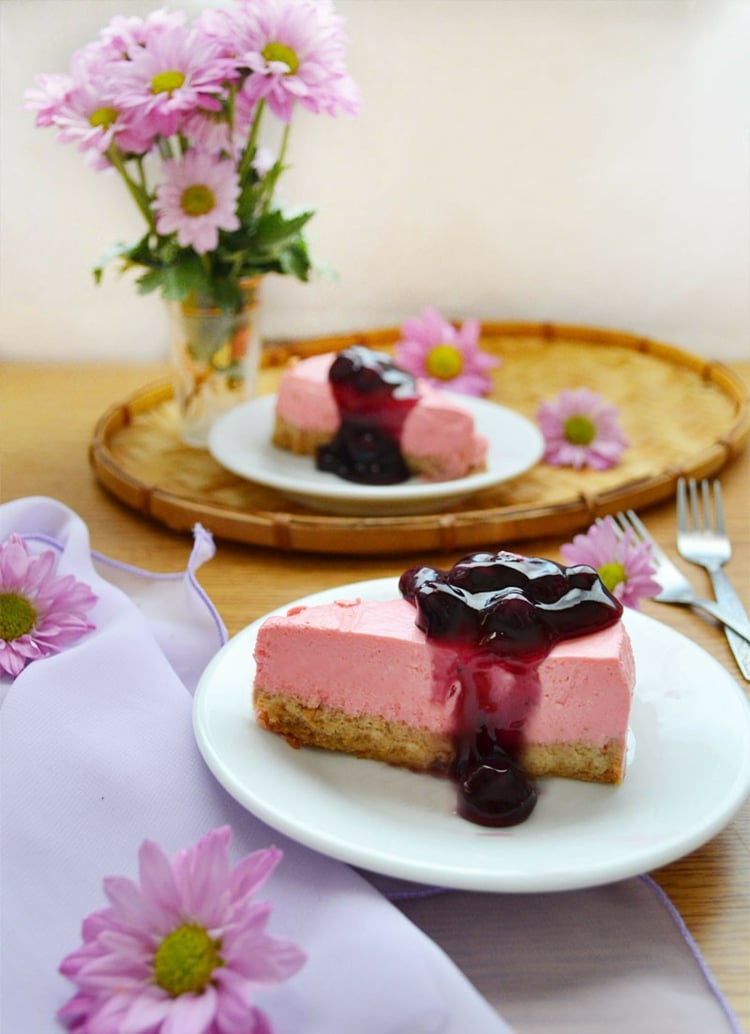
560 516 661 609
58 826 306 1034
25 39 156 166
181 109 237 157
114 22 231 138
179 87 259 161
536 387 628 470
210 0 360 122
99 8 188 57
24 72 73 128
393 307 500 396
153 151 241 253
0 535 97 678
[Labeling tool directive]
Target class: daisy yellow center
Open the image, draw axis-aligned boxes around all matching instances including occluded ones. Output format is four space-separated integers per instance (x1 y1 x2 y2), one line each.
151 69 186 95
89 106 118 129
563 414 596 446
425 344 463 380
181 185 216 217
598 561 627 594
0 593 36 642
262 41 299 73
153 923 222 997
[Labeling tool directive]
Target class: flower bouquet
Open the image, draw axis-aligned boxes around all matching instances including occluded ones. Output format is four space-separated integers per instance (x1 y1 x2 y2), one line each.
26 0 359 444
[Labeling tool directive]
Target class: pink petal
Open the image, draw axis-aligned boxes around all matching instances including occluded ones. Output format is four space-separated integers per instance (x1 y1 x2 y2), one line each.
138 839 182 918
228 846 282 902
103 876 152 928
121 987 173 1034
161 986 218 1034
177 826 232 918
1 537 33 587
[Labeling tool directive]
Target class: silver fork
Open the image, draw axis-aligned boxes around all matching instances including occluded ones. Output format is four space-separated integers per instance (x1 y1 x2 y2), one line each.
676 478 750 681
611 510 750 644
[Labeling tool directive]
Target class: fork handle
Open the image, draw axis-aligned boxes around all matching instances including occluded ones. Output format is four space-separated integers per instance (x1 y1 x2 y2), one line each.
681 597 750 644
710 569 750 681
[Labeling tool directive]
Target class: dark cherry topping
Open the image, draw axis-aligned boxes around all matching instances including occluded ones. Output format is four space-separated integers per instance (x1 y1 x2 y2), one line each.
455 726 538 828
316 346 420 484
400 551 623 827
399 551 622 661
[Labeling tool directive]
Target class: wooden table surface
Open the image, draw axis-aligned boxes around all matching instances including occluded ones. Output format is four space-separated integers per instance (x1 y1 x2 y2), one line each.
2 360 749 1028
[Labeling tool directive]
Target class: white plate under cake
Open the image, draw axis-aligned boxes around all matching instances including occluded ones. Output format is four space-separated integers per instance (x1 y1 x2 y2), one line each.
208 393 544 515
193 577 750 892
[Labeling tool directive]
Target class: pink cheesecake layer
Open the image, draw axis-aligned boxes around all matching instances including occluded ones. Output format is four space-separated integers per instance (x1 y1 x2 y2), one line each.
275 353 339 433
529 624 634 745
253 597 634 747
255 599 460 734
401 386 488 480
274 352 489 479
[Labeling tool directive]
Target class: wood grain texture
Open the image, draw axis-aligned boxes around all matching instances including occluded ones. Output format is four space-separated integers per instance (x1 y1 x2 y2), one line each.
2 359 748 1028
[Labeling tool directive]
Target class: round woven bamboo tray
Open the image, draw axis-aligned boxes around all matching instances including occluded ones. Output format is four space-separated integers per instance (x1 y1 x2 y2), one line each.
90 321 749 555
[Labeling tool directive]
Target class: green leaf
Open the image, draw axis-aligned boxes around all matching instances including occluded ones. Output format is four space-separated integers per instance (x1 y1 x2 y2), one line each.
279 238 313 281
236 182 264 223
255 208 314 246
93 238 147 282
160 253 210 301
134 268 167 296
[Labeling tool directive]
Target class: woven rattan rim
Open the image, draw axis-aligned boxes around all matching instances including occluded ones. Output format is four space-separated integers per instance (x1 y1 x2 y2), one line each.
89 321 749 554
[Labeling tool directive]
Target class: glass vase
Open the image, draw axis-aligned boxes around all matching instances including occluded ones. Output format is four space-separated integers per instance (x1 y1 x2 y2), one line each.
166 278 262 447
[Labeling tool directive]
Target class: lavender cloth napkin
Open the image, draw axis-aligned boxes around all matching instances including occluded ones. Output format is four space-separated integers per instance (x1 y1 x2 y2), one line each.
0 497 511 1034
1 498 743 1034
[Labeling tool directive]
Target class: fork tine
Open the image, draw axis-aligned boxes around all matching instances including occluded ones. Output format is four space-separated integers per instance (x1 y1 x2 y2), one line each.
619 509 672 565
612 512 630 541
608 512 624 537
677 477 689 532
713 479 727 536
613 511 635 541
701 478 712 530
688 477 701 530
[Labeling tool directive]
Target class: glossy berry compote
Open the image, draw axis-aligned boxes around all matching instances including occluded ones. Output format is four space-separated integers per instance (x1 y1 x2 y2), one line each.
454 725 538 828
400 551 623 827
316 346 420 484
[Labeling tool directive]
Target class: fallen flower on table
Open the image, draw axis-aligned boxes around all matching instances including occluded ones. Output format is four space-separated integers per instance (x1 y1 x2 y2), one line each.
0 534 97 678
536 387 627 470
58 826 306 1034
394 307 500 396
560 516 660 609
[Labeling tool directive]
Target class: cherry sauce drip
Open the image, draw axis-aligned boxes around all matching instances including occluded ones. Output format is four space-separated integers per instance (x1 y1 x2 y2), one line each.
315 346 420 484
399 551 623 827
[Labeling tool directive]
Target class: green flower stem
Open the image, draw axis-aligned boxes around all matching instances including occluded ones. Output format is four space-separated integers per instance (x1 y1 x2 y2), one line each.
106 144 156 232
226 84 237 137
134 156 148 194
261 121 291 214
237 97 266 187
158 136 174 162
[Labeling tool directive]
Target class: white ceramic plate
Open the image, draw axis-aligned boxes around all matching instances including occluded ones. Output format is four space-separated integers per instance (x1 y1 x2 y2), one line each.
207 393 544 515
193 579 750 893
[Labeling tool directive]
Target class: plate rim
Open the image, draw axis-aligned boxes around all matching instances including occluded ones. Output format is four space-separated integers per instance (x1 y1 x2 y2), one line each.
193 577 750 892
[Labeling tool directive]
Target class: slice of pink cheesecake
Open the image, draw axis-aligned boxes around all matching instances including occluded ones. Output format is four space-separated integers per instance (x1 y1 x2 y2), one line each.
253 551 635 827
253 595 635 784
272 350 488 481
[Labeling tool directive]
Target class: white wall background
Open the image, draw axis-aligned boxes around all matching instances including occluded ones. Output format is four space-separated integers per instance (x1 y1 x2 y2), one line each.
1 0 749 362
